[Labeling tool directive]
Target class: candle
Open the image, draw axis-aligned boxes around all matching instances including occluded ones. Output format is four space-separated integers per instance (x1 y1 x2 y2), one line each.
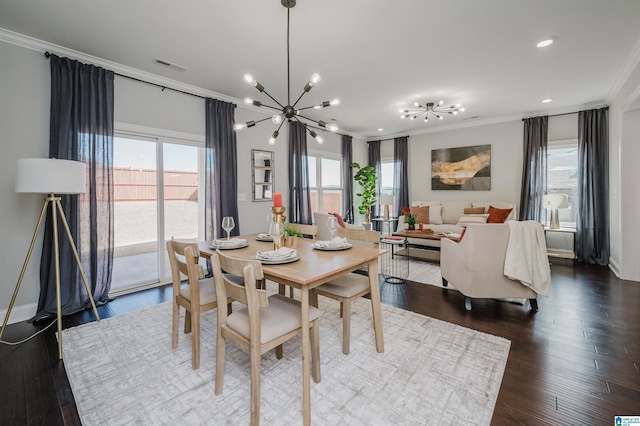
273 192 283 207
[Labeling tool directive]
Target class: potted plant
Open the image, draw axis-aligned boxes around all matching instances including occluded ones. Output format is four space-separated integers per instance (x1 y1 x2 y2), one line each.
351 162 378 229
283 223 303 248
406 213 417 230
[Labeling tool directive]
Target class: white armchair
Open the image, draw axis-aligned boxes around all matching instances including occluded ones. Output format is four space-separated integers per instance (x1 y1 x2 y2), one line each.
440 223 540 311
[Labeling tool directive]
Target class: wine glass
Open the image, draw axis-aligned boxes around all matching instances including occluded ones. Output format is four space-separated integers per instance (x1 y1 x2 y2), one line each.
327 216 338 240
222 216 235 240
269 221 284 252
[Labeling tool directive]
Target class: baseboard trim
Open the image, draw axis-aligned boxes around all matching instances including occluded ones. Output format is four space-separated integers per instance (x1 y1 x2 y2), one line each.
1 302 38 325
608 257 621 278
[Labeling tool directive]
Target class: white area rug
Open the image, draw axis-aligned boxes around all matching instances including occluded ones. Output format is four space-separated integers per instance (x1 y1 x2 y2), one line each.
406 259 446 287
62 297 510 425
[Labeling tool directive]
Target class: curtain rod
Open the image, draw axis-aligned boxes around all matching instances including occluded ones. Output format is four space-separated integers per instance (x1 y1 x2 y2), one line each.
45 51 208 100
45 51 354 138
367 136 409 143
522 106 609 121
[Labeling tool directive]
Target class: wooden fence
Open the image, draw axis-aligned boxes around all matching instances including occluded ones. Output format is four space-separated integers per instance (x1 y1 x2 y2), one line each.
114 168 197 201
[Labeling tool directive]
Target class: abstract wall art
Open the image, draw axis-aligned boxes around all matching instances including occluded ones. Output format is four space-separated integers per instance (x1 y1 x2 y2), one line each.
431 144 491 190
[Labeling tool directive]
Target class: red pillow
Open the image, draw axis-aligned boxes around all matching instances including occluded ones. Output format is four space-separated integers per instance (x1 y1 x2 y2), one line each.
487 206 513 223
400 207 411 217
329 212 347 228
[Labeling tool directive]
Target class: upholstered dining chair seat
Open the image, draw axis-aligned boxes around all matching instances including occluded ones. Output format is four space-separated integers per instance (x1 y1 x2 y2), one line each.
313 275 369 298
227 294 321 344
179 278 217 305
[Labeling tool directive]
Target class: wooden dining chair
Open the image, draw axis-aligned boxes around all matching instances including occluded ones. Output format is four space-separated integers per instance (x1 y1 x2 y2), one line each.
310 227 381 355
210 250 321 426
167 240 232 369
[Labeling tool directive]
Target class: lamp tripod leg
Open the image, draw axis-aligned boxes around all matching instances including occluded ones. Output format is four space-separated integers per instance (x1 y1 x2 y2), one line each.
54 200 101 323
0 199 50 341
52 196 63 360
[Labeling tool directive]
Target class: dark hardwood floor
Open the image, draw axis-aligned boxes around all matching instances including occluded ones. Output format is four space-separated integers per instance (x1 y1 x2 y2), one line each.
1 260 639 425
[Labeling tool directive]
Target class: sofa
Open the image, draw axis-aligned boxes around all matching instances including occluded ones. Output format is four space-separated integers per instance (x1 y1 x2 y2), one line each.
396 200 517 249
440 222 548 311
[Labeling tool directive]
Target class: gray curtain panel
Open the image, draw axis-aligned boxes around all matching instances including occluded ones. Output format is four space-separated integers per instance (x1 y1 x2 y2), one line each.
341 134 354 223
288 121 313 224
393 136 409 217
519 116 548 221
576 107 609 265
205 98 239 240
368 140 382 228
34 54 114 322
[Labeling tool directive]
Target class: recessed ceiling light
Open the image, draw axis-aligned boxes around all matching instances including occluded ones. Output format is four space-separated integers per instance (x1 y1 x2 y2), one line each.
542 98 553 103
536 37 556 48
377 128 384 132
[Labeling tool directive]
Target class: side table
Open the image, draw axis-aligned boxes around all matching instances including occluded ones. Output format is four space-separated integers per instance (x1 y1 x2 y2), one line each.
379 237 409 283
371 217 399 236
544 227 576 259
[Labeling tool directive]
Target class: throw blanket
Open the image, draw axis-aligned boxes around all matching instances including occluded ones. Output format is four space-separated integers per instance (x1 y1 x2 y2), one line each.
503 221 551 297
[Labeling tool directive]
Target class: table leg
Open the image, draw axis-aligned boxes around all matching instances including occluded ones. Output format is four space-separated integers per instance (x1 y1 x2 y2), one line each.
300 287 311 426
368 258 385 353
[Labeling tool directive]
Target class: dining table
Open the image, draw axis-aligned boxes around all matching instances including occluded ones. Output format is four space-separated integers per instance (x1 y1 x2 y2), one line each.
199 233 386 426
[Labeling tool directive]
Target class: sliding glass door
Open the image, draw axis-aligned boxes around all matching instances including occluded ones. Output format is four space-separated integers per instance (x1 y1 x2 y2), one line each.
111 134 201 294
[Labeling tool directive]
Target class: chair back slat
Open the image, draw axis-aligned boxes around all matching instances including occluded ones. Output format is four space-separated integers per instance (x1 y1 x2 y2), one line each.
290 223 318 239
167 240 204 282
215 251 267 308
216 249 264 280
337 227 380 247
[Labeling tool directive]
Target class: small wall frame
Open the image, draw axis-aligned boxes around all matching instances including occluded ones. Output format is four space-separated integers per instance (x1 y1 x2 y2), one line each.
252 149 274 201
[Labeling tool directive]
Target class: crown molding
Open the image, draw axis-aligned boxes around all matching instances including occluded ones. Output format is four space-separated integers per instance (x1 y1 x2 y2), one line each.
0 28 369 142
607 35 640 103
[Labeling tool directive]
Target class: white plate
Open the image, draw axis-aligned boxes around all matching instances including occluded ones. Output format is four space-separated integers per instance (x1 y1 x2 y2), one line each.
312 243 353 251
209 241 249 250
252 254 301 265
255 235 273 242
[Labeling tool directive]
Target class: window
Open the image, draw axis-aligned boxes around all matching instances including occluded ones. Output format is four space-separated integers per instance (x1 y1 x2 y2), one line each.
380 160 394 195
112 133 203 294
307 155 342 214
547 142 578 227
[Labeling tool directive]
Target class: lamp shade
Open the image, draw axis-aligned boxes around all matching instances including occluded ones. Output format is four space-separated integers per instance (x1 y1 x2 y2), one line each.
379 194 394 206
542 194 568 209
16 158 86 194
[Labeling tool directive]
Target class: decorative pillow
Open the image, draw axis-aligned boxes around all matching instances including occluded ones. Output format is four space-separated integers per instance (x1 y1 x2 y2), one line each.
456 214 489 227
409 206 430 224
487 206 513 223
464 207 485 214
329 212 347 228
429 205 444 225
400 207 411 221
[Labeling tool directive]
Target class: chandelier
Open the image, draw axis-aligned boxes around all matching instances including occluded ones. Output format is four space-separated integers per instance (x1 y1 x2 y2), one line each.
233 0 340 145
399 101 465 122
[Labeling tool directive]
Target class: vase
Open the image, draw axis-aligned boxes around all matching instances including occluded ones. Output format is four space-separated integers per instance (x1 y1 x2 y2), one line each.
285 236 298 248
408 224 415 230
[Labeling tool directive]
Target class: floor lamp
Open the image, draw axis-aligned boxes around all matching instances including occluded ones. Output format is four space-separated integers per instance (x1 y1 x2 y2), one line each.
0 158 100 360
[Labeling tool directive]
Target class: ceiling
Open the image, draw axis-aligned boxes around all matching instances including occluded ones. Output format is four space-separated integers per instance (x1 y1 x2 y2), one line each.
2 0 640 139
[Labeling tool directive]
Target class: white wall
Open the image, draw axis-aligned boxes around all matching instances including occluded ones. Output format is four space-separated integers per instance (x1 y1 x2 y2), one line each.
406 120 523 204
609 58 640 281
0 41 51 322
0 39 357 323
